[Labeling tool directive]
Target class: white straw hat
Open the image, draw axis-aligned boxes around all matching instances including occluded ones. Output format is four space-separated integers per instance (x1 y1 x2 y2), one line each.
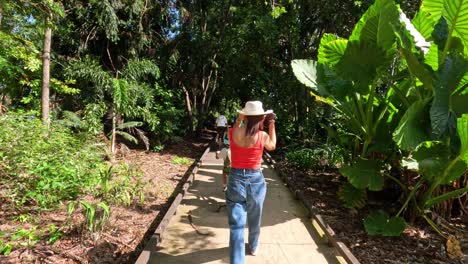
237 101 273 116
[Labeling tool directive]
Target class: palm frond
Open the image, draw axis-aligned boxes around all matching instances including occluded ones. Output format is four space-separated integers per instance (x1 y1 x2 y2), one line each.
121 59 160 81
117 121 143 130
134 127 150 150
58 111 83 129
115 130 138 144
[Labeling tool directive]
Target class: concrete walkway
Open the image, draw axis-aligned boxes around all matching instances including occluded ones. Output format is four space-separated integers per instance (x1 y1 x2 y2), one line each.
145 150 338 264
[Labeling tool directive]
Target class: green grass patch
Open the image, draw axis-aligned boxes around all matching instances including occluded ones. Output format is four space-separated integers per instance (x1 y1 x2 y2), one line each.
170 156 191 165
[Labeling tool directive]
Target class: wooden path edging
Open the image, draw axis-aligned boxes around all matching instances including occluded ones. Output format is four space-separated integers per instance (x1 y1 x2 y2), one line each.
263 152 361 264
134 143 212 264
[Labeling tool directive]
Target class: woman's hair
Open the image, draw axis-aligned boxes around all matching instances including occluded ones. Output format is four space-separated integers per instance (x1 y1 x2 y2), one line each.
245 115 264 137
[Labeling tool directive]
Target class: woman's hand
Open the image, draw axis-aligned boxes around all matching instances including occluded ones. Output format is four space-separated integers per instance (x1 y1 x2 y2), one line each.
235 113 245 128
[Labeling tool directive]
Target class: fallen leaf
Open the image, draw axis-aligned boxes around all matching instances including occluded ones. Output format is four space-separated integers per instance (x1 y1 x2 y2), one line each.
446 235 463 259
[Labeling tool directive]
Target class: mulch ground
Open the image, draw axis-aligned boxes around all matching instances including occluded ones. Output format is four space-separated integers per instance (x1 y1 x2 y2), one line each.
275 160 468 264
0 136 209 264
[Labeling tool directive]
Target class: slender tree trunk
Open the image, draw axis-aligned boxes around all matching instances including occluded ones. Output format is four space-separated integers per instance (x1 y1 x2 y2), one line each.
182 84 194 131
0 2 3 28
111 106 117 161
41 16 52 125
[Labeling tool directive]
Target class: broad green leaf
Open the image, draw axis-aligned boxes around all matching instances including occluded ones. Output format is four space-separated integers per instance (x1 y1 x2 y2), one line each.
393 99 431 151
292 60 335 104
430 53 468 139
421 0 444 20
339 159 384 191
458 114 468 164
442 159 467 184
394 25 434 90
335 41 388 88
318 39 348 66
412 141 450 182
453 73 468 95
364 210 406 236
424 44 440 71
431 17 449 50
291 60 317 89
451 94 468 117
337 183 367 209
412 10 437 39
350 0 399 51
422 0 468 53
443 0 468 52
316 63 350 99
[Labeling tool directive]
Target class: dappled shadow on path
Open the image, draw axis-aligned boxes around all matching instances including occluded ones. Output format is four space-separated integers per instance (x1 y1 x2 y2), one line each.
151 246 229 264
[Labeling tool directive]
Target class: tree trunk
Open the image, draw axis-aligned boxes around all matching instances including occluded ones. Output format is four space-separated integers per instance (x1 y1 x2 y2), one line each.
111 106 117 162
41 17 52 125
182 84 194 131
0 2 3 28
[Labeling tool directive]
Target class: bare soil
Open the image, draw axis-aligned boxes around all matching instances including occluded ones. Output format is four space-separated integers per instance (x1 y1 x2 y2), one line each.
0 136 209 264
275 161 468 264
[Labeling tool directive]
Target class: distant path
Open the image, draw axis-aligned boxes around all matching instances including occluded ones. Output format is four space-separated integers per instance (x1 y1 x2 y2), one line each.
139 150 338 264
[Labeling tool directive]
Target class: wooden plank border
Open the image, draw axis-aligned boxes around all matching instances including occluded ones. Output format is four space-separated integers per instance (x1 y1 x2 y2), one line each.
263 152 361 264
134 140 212 264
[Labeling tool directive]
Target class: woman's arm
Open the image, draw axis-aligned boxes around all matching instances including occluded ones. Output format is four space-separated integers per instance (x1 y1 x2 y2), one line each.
264 121 276 151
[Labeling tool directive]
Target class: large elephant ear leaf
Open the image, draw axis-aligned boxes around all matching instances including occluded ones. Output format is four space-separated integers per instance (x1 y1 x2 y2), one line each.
412 10 437 40
349 0 399 51
291 60 317 89
422 0 468 54
393 99 431 151
292 60 333 104
337 183 367 209
458 114 468 164
430 53 468 139
421 0 443 21
364 210 406 236
393 23 434 90
443 0 468 53
335 41 388 88
339 159 384 191
411 141 450 182
318 38 348 66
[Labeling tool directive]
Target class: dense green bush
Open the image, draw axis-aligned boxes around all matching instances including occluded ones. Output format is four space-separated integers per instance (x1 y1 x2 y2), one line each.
285 144 346 170
0 113 107 209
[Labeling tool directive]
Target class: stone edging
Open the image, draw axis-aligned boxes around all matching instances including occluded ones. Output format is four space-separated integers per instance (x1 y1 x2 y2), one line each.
263 152 361 264
134 143 212 264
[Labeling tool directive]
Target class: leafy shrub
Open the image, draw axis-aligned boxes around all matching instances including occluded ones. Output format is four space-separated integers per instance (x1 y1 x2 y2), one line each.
0 113 107 209
67 201 111 241
286 144 346 170
98 163 146 206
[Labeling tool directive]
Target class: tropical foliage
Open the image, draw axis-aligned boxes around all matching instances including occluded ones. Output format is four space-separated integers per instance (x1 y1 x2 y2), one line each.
292 0 468 238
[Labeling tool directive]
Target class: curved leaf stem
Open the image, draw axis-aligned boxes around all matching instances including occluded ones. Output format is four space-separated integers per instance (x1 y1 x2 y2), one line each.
384 173 407 193
396 178 423 217
422 156 462 206
421 213 448 239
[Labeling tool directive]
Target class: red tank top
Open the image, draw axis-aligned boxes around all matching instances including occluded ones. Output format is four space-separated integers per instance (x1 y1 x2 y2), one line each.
229 128 264 169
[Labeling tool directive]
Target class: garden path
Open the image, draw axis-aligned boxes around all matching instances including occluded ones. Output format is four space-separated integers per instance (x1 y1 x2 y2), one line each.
137 150 338 264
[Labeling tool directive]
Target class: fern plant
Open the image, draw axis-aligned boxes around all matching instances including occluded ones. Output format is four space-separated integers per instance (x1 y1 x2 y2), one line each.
65 58 160 159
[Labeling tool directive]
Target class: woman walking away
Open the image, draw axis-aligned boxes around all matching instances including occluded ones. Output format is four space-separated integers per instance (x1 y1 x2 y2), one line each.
226 101 276 264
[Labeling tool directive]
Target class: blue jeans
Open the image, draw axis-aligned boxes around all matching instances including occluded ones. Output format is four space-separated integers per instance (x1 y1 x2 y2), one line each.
225 168 267 264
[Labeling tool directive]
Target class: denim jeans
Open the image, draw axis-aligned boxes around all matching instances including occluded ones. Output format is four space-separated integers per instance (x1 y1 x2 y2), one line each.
225 168 267 264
